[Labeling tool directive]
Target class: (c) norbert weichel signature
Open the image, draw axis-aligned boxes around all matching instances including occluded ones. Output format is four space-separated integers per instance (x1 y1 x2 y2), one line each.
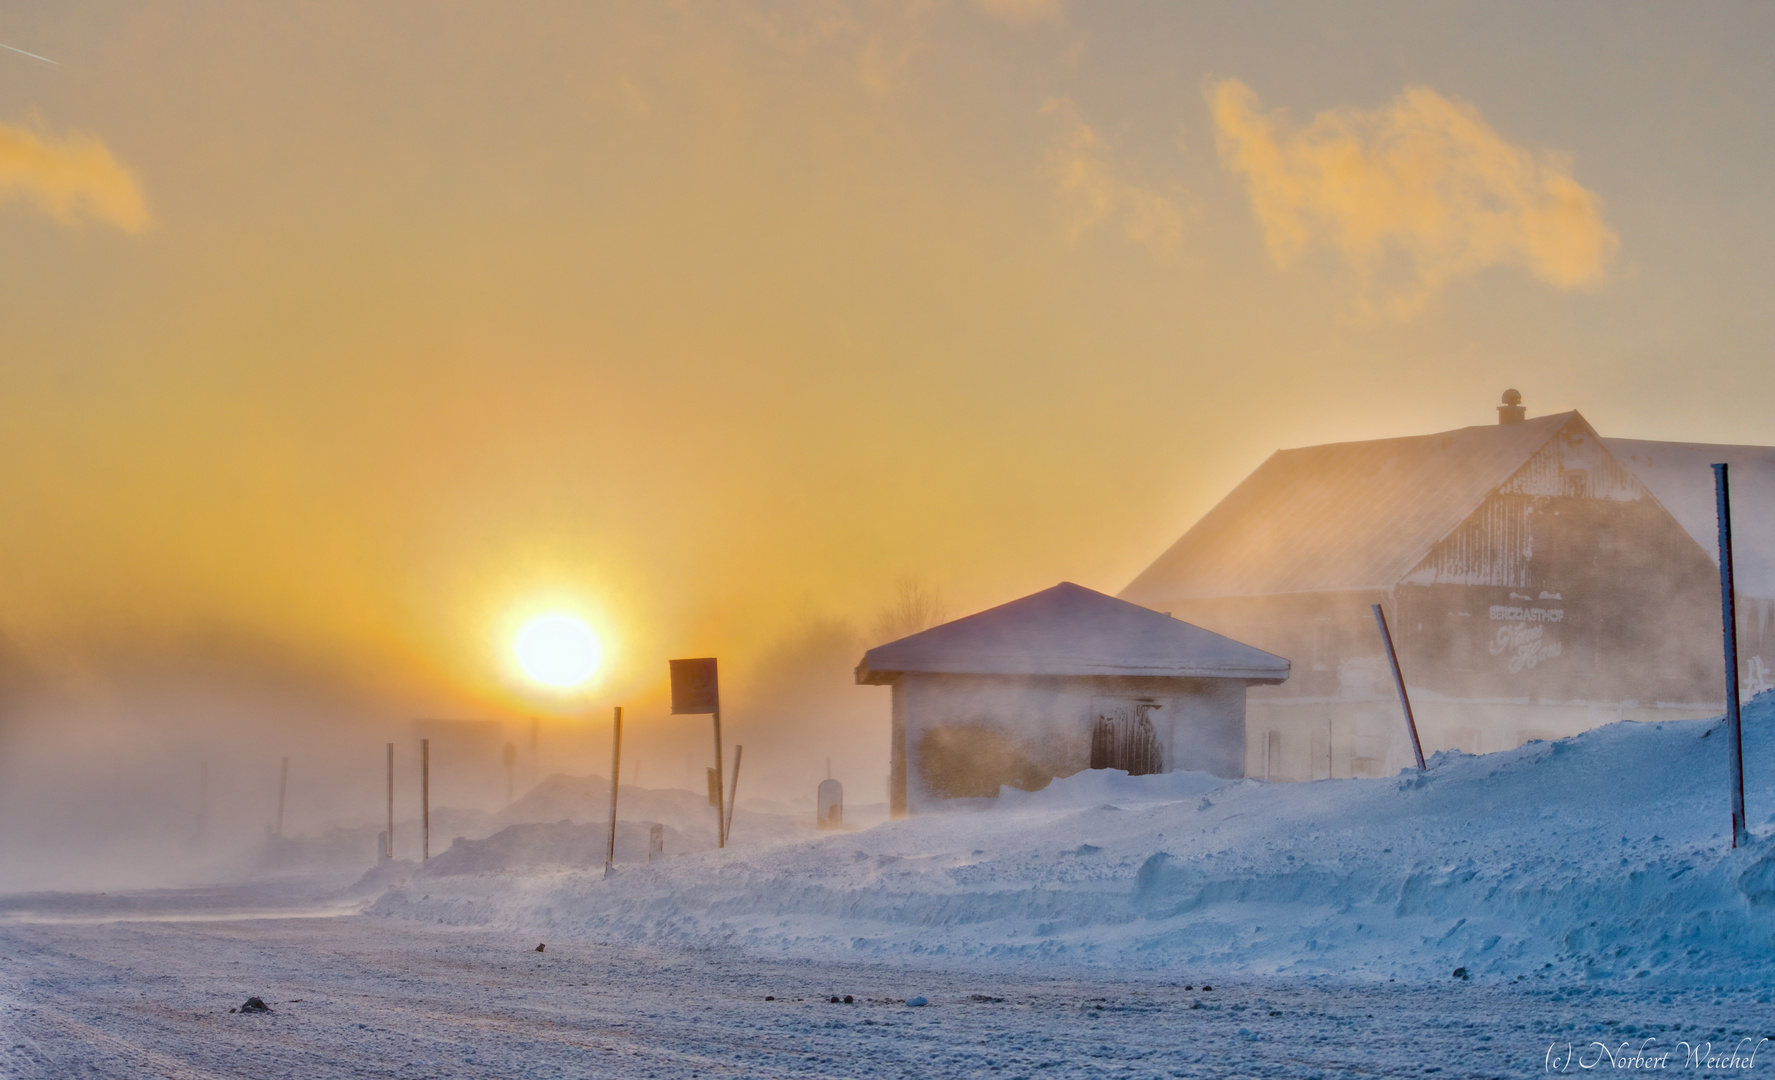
1547 1036 1768 1071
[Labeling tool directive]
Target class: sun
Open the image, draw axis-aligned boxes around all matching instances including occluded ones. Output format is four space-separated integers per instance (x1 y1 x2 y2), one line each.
513 613 602 689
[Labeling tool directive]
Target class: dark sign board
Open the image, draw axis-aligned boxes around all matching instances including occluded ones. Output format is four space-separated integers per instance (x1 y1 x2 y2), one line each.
669 657 719 714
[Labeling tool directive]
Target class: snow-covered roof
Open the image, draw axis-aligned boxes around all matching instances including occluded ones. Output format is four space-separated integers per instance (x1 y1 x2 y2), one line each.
855 582 1290 684
1604 438 1775 600
1122 411 1584 602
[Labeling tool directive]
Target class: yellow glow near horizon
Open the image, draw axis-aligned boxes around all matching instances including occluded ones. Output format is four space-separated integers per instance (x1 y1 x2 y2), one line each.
513 613 602 689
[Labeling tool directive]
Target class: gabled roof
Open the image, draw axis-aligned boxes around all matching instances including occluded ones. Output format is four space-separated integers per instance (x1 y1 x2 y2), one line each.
855 582 1289 684
1121 411 1586 603
1604 438 1775 599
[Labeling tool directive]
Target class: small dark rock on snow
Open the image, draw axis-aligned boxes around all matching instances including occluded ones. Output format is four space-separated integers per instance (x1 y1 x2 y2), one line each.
234 997 272 1014
1453 967 1469 980
843 995 854 1004
535 943 545 952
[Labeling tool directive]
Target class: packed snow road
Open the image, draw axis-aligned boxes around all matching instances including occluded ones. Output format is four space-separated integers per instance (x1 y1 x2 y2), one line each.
1 912 1769 1079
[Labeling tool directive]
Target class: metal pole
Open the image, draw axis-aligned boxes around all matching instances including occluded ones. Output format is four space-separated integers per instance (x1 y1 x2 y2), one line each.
421 738 430 861
385 742 394 859
712 708 726 848
605 707 622 877
275 756 289 837
1373 603 1427 772
1713 463 1748 849
725 745 744 844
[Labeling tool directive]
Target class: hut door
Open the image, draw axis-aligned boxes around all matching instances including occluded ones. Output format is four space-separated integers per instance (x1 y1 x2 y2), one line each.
1089 699 1162 775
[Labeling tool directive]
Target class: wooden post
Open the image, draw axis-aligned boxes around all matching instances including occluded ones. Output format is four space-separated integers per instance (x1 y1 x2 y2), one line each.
196 761 208 843
1372 603 1427 772
421 737 430 861
1713 463 1749 849
605 707 622 877
275 756 289 837
385 742 394 859
712 708 726 848
724 745 744 844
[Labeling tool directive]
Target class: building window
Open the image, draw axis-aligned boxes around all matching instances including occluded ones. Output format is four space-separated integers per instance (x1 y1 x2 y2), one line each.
1089 700 1163 775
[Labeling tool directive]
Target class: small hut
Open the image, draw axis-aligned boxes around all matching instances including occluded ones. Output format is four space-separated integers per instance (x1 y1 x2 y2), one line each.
856 582 1289 816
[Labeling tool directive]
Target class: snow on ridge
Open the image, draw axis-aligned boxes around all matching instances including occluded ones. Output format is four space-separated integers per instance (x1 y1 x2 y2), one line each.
369 697 1775 984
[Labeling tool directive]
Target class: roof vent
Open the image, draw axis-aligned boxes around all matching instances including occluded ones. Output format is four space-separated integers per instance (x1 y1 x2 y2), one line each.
1497 388 1525 425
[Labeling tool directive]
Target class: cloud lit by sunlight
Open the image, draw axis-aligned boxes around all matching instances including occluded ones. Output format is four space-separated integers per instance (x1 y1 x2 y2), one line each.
0 124 151 233
1210 79 1617 317
1044 97 1183 257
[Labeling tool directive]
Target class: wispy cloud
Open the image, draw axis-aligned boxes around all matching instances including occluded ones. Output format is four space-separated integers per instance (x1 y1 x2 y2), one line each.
1044 98 1183 257
1211 79 1616 318
976 0 1063 22
0 124 151 233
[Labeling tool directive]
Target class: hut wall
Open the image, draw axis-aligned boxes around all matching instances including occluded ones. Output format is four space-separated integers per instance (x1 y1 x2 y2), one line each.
889 673 1248 814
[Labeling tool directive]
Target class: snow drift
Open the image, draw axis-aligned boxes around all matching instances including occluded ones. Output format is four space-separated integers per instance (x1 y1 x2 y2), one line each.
370 696 1775 985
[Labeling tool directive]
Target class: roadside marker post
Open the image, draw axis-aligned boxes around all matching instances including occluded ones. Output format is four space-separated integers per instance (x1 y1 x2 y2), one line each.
724 745 743 844
421 738 431 861
1373 603 1427 773
275 756 289 837
385 743 394 860
1713 463 1749 849
605 707 623 877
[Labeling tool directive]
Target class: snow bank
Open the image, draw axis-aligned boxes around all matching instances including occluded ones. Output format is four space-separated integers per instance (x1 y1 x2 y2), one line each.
419 821 676 876
371 698 1775 984
994 766 1231 810
495 775 804 851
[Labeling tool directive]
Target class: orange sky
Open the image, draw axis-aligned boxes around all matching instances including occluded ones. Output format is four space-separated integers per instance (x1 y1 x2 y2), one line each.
1 2 1772 805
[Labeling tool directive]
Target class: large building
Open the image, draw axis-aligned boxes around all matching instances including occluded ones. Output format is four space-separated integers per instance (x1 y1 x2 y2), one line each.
1120 395 1774 782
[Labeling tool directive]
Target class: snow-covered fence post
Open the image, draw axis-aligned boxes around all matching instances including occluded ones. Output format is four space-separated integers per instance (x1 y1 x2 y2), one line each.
605 706 622 877
1372 603 1427 772
1713 463 1748 849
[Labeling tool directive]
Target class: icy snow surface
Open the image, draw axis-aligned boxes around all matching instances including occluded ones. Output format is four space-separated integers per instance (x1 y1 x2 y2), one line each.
370 698 1775 986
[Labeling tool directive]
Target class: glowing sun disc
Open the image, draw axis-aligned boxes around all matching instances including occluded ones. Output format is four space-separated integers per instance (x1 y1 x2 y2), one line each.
514 614 602 689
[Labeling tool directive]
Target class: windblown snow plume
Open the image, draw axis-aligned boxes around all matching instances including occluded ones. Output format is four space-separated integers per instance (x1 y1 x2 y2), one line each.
0 124 150 232
374 696 1775 986
1211 80 1615 317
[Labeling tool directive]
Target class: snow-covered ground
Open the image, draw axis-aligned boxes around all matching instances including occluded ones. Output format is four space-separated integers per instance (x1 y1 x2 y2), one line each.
4 915 1770 1079
4 699 1775 1077
371 698 1775 987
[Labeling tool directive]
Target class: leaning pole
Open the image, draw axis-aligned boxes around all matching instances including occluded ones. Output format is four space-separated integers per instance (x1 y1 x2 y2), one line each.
1712 463 1748 849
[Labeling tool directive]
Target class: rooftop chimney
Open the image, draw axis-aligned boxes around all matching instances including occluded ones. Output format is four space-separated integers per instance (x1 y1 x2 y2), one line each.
1497 388 1525 425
